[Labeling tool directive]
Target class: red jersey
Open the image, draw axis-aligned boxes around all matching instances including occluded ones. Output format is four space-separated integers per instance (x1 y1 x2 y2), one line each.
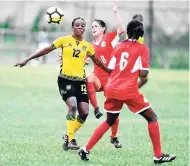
105 40 149 100
91 30 119 78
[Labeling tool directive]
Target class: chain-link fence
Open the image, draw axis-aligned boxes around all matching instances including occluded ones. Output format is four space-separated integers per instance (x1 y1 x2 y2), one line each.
0 1 189 68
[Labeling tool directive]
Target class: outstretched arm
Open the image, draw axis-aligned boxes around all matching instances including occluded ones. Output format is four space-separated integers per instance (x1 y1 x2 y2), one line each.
90 55 112 73
113 0 125 36
14 44 55 67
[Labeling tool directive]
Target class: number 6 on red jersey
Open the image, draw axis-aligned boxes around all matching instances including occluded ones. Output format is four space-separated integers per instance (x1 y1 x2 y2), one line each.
106 41 150 100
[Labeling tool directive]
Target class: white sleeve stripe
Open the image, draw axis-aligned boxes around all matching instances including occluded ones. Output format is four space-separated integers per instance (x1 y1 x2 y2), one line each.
111 34 119 48
108 56 116 70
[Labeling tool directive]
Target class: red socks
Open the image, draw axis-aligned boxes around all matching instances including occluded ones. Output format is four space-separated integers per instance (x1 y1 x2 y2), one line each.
85 119 162 158
148 122 162 158
87 82 98 109
111 117 120 138
86 121 110 151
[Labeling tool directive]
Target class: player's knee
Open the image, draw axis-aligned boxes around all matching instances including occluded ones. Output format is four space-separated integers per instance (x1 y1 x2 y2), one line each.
68 104 77 112
106 117 117 126
94 78 101 90
152 113 158 122
76 115 86 124
148 113 158 123
78 113 88 123
86 74 94 82
78 103 89 122
106 119 115 126
106 113 119 126
140 108 158 123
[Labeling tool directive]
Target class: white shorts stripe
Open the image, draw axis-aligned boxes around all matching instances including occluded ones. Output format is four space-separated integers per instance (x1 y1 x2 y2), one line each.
104 109 120 114
140 68 149 71
111 34 119 48
135 105 151 114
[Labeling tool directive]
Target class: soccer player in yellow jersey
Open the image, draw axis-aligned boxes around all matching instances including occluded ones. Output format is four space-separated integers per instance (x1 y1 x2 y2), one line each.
126 14 144 44
14 17 111 151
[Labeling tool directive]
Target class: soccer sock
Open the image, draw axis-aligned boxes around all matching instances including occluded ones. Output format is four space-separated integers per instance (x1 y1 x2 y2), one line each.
66 115 76 142
148 122 162 158
86 121 110 152
87 82 98 110
74 115 85 133
111 117 120 138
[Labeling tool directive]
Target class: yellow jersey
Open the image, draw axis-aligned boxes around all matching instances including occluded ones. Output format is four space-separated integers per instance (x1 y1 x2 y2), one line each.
53 35 95 81
125 34 144 44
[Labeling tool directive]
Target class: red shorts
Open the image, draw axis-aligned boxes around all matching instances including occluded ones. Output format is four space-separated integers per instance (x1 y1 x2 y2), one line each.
104 93 150 114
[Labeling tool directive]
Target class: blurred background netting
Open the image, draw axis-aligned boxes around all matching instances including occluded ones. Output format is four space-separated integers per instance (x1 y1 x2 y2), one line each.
0 1 189 68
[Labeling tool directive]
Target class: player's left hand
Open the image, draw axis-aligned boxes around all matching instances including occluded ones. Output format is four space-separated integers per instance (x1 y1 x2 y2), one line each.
14 60 28 68
85 57 91 66
113 0 119 13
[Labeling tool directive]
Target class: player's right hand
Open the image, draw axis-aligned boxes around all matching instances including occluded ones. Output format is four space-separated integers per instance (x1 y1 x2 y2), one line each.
14 60 28 68
113 0 119 13
94 108 103 119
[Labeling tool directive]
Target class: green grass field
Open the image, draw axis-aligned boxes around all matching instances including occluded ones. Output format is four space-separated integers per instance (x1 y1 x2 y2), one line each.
0 65 189 166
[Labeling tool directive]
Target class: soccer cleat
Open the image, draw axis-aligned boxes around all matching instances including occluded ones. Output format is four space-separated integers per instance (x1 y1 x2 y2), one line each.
154 153 176 164
62 134 69 151
94 107 103 119
110 137 122 148
68 139 80 150
78 147 90 161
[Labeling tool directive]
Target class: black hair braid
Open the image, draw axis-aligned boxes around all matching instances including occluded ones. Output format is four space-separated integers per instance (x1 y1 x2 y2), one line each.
127 19 144 40
132 14 143 22
132 25 144 40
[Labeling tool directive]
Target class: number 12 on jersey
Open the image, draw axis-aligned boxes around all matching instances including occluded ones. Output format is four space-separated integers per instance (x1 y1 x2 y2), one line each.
81 84 87 94
73 49 80 58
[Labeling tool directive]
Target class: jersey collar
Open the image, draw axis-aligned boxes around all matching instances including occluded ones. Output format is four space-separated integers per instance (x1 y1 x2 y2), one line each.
72 35 84 41
93 34 105 46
